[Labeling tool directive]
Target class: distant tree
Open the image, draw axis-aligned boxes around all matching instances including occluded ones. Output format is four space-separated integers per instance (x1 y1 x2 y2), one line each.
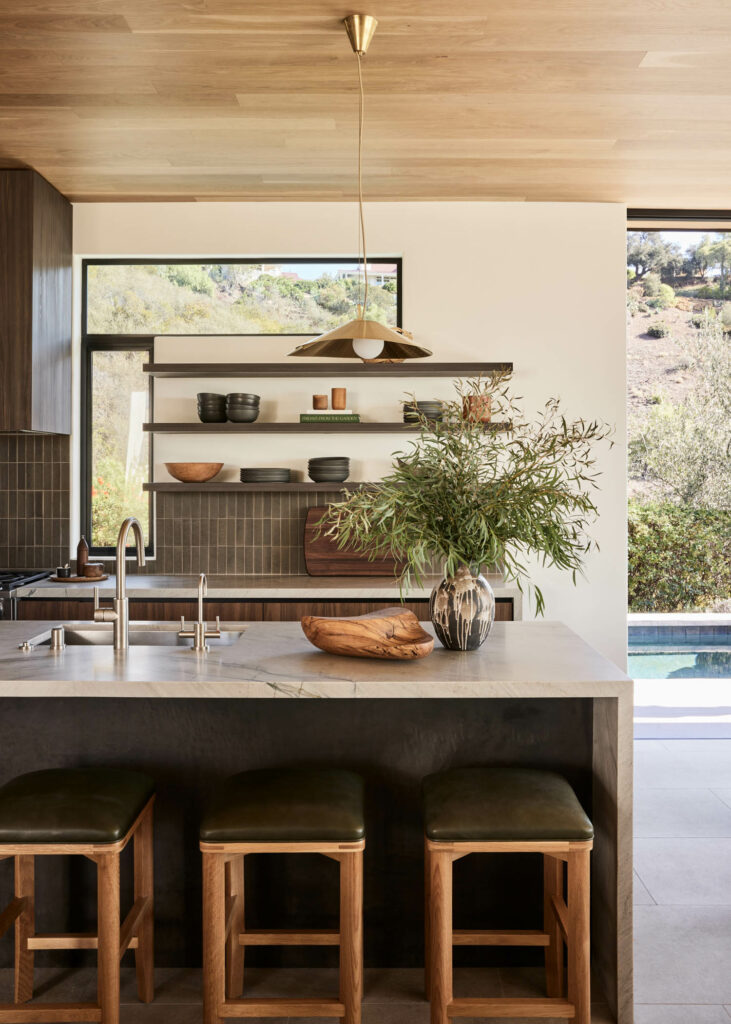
629 315 731 508
708 236 731 299
627 232 681 280
684 234 714 281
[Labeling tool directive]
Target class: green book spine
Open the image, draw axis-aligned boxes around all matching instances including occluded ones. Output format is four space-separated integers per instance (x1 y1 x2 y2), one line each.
300 414 361 423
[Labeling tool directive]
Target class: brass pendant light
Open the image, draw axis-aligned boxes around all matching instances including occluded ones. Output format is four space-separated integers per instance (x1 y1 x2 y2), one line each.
289 14 431 362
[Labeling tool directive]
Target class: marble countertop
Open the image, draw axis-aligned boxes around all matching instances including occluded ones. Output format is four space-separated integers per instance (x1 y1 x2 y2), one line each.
17 573 519 604
0 619 630 699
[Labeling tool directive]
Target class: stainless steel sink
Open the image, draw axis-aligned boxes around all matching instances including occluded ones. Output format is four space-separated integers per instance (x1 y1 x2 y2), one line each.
24 623 245 649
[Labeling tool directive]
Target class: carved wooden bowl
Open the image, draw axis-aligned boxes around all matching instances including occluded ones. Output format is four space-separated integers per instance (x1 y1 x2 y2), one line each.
301 607 434 660
165 462 223 483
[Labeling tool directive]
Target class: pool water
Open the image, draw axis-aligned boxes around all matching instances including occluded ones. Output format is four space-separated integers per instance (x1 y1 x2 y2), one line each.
628 645 731 679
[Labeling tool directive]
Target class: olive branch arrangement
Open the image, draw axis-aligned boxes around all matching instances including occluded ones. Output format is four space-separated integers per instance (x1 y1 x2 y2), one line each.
320 372 614 614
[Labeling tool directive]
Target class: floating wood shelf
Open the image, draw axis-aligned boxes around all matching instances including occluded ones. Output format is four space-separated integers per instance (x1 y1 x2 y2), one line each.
143 361 512 378
143 421 511 434
144 482 366 493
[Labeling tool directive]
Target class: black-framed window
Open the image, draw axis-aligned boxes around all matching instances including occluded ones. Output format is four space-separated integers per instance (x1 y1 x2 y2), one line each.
81 257 402 555
83 258 402 337
81 338 154 556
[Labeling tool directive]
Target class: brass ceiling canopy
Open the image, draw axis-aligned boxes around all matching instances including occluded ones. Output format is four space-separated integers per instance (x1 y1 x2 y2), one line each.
289 14 430 363
343 13 378 56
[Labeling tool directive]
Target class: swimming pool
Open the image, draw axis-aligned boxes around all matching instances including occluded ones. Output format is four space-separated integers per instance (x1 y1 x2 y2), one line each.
628 644 731 679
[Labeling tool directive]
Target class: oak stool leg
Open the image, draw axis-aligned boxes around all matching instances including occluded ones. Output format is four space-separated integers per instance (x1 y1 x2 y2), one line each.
424 838 432 1000
203 852 226 1024
339 851 364 1024
134 803 155 1003
225 855 245 999
429 848 453 1024
13 856 35 1005
97 853 121 1024
567 847 591 1024
543 854 565 998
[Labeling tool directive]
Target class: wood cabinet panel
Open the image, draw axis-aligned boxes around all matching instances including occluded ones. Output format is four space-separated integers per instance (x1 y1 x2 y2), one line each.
0 169 72 434
18 597 514 623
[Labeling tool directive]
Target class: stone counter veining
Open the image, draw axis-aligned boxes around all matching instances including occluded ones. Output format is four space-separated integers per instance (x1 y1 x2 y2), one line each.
0 620 629 699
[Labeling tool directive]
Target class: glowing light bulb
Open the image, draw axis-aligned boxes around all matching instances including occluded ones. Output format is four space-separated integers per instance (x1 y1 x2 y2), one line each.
352 337 385 360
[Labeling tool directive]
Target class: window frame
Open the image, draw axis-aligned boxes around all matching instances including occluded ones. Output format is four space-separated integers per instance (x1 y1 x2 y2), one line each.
80 256 403 557
80 335 155 558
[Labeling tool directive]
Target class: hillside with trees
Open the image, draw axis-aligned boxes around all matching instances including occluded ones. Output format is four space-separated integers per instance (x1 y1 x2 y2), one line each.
87 263 397 335
627 231 730 612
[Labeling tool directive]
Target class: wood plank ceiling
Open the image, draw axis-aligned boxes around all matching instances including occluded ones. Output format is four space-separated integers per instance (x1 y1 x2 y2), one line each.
1 0 731 204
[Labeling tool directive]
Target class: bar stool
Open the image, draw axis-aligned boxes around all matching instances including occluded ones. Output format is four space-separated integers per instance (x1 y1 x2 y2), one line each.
0 767 155 1024
200 767 365 1024
423 766 593 1024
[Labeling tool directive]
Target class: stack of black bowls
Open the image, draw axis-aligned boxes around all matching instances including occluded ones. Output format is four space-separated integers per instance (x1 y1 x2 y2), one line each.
226 393 260 423
308 456 350 483
240 467 291 483
403 399 444 423
197 393 227 423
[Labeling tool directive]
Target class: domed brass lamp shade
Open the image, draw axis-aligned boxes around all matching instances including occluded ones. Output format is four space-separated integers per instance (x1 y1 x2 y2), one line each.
287 14 430 363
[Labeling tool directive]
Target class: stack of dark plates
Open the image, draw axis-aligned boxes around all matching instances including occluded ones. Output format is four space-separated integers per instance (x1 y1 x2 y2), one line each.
403 400 444 423
308 456 350 483
197 392 227 423
227 393 260 423
240 467 291 483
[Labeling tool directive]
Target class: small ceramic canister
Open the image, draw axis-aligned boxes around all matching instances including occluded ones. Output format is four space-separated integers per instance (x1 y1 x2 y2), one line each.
313 394 329 410
331 387 347 410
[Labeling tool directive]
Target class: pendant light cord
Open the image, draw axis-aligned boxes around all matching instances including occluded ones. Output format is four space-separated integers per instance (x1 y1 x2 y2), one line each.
356 51 369 319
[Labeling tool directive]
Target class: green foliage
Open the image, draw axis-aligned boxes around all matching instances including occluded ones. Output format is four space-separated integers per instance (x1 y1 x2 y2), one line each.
656 283 676 308
159 264 215 296
627 233 682 280
721 302 731 331
646 322 669 338
86 263 398 336
642 272 662 297
91 457 148 549
319 374 613 615
629 316 731 508
628 501 731 612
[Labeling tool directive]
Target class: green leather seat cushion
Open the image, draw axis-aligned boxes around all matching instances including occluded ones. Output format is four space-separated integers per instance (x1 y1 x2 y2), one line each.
200 768 365 843
0 768 155 846
423 766 593 842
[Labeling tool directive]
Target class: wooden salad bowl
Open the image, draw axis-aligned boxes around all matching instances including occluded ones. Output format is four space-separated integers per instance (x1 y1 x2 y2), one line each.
301 607 434 660
165 461 223 483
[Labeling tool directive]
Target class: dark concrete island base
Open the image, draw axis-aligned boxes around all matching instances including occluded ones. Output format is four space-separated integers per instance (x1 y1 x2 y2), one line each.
0 620 633 1023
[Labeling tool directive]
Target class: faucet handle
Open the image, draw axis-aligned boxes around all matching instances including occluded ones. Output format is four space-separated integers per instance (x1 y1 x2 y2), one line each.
93 586 116 623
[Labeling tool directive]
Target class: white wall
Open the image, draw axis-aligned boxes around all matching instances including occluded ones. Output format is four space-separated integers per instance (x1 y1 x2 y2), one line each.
73 201 628 666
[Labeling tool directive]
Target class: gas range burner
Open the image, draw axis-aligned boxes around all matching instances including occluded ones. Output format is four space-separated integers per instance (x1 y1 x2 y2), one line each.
0 569 52 593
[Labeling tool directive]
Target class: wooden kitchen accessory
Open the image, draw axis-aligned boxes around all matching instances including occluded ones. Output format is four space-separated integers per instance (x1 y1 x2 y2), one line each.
301 607 434 660
304 506 404 576
313 394 329 410
331 387 347 410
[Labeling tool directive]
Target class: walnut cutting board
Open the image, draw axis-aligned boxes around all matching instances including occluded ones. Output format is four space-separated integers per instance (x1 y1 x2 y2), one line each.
303 506 404 577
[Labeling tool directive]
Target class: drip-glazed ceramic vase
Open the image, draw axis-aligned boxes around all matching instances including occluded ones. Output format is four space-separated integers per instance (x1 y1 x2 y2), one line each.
429 565 496 651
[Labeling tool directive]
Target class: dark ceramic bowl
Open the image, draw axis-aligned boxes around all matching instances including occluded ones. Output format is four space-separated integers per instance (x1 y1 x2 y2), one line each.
240 468 291 482
308 468 350 483
226 406 260 423
197 393 225 403
226 393 260 404
198 408 228 423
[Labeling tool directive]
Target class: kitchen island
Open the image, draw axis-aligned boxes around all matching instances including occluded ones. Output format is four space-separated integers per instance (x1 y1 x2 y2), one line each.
0 619 632 1022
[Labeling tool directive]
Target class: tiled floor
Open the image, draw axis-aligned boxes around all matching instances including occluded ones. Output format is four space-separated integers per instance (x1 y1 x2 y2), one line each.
634 739 731 1023
2 739 730 1022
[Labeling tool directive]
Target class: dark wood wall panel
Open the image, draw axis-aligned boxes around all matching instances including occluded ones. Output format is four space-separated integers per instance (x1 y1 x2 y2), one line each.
0 169 71 434
18 597 514 623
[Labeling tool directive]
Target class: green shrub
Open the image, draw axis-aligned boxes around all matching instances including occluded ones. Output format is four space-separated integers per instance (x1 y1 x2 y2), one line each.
721 302 731 331
628 501 731 612
646 322 669 338
642 272 662 297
